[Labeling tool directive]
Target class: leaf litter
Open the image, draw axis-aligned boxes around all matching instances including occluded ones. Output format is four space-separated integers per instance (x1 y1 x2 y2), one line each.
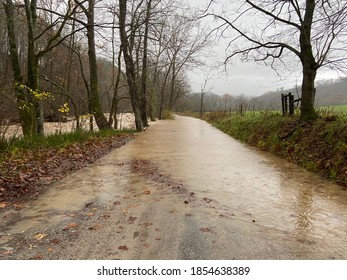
0 134 134 207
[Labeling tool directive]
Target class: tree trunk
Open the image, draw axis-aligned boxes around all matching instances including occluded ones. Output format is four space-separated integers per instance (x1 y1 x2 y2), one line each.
149 90 156 122
25 0 44 135
3 0 36 137
86 0 110 130
169 62 175 111
199 92 204 118
119 0 143 131
299 0 318 121
109 48 122 129
300 64 317 120
140 0 152 128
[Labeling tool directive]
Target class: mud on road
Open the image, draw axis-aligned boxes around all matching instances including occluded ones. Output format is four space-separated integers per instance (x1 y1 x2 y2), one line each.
0 158 220 260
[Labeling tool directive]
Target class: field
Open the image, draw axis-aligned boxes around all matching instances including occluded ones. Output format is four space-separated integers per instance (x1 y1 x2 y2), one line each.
318 105 347 114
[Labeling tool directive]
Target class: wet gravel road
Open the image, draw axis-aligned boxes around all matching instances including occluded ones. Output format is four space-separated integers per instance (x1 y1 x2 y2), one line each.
1 116 347 260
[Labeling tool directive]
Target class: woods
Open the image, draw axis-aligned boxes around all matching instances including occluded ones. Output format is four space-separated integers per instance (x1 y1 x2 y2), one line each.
1 0 347 135
0 0 206 135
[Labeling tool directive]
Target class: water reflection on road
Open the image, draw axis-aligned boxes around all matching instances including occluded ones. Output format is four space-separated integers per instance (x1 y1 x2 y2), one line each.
117 115 347 258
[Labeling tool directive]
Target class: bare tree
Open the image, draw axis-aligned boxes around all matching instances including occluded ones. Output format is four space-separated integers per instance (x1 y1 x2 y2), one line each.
3 0 34 136
118 0 144 131
205 0 347 120
140 0 152 128
74 0 111 130
3 0 80 136
199 70 213 118
166 16 207 112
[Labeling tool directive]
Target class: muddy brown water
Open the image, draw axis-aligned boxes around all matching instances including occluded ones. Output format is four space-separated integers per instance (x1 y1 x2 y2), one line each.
1 115 347 259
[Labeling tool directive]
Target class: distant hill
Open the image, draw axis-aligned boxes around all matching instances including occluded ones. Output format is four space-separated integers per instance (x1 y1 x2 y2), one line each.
251 78 347 110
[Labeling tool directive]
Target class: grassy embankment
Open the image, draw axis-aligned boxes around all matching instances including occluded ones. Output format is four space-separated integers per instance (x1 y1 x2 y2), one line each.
0 129 134 157
199 107 347 187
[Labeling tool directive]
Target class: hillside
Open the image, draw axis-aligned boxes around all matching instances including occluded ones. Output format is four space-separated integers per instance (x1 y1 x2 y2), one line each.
252 78 347 110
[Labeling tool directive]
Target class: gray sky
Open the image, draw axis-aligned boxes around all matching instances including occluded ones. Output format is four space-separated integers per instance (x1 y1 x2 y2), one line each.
186 0 342 97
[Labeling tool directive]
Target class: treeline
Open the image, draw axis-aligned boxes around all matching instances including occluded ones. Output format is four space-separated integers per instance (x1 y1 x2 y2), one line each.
0 0 207 135
176 78 347 114
251 78 347 111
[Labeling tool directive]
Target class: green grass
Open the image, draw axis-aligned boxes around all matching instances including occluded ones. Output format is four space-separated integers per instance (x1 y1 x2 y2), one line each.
329 105 347 113
317 105 347 116
0 129 135 154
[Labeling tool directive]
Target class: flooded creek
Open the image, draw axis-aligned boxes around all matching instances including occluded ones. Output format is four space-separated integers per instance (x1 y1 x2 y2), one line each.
1 115 347 259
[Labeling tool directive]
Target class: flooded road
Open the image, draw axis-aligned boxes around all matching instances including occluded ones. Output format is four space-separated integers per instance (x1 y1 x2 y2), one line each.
1 115 347 259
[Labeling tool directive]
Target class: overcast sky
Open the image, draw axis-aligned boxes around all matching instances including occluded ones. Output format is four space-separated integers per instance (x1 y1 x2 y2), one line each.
185 0 342 97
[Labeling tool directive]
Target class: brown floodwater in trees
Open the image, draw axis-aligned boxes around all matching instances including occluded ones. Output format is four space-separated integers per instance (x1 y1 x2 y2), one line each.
1 115 347 259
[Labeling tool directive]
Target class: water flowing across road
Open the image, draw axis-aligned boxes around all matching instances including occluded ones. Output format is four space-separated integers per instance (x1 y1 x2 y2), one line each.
1 115 347 259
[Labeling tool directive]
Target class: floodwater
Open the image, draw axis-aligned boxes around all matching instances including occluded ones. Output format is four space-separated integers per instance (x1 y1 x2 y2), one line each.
1 115 347 259
1 113 136 139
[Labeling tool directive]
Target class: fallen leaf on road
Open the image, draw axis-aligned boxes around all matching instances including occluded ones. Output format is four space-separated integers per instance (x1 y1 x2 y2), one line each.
144 190 150 195
2 250 12 256
118 245 128 250
88 223 102 231
33 233 47 241
114 201 121 205
63 223 78 231
32 253 43 260
200 227 212 233
47 248 54 253
13 203 24 209
0 202 7 209
50 238 60 244
128 216 137 223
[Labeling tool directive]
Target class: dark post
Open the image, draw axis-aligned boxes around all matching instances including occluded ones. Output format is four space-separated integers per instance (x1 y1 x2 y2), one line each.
288 92 294 116
281 94 285 116
283 94 288 116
